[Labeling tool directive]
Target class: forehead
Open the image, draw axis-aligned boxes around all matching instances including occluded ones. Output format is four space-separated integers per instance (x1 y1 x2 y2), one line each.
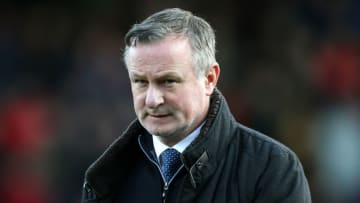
126 36 193 70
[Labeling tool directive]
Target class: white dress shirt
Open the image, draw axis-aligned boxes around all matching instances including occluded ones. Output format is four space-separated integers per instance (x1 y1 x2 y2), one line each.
152 123 204 161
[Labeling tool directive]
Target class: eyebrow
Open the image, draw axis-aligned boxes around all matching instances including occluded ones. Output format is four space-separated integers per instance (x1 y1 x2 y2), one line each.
129 70 182 79
129 71 145 78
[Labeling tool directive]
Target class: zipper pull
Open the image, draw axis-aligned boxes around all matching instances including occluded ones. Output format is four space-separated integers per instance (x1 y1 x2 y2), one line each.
162 182 169 202
83 182 97 201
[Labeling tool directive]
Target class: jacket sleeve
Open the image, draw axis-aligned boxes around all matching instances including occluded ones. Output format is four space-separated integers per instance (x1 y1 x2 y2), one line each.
254 151 312 203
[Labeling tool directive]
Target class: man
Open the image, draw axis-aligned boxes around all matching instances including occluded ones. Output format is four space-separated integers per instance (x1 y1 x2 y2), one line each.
82 8 311 203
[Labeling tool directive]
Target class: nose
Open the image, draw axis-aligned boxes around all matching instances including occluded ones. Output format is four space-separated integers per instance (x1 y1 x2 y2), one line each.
145 85 164 108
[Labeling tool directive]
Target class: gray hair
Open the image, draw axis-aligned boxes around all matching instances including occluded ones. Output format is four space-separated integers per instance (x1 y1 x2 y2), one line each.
123 8 217 77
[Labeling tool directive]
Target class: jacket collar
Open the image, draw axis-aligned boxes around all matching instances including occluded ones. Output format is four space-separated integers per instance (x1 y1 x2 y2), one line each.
85 88 237 198
180 88 237 188
84 120 145 198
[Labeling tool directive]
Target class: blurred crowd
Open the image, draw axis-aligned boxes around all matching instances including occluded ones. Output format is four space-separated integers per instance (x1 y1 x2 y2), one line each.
1 0 360 203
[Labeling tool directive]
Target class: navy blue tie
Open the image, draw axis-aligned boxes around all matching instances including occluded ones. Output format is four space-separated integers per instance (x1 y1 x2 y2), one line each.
159 148 182 183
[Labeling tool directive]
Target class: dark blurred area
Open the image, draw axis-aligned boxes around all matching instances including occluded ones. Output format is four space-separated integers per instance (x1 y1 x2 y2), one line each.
1 0 360 202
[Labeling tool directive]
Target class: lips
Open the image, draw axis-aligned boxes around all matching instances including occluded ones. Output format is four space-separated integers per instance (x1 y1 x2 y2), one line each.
146 109 169 116
145 111 172 120
148 114 168 118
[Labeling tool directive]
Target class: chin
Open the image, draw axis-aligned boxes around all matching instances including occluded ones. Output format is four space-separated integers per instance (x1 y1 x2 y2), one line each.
148 129 172 137
147 125 178 137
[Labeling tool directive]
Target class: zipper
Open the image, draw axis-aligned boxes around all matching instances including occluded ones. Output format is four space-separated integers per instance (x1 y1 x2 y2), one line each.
161 167 184 203
138 136 168 183
83 181 97 201
162 182 169 203
138 135 184 203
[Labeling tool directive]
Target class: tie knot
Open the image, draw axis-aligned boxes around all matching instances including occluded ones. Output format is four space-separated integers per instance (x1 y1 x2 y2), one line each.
159 148 182 183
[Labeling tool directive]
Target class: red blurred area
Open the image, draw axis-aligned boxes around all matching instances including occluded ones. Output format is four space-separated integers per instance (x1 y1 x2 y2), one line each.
0 94 51 154
0 171 51 203
0 93 54 203
312 41 360 99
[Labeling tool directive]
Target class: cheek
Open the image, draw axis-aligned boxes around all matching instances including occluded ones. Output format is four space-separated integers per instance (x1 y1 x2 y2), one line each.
184 88 206 114
132 92 144 109
174 95 198 116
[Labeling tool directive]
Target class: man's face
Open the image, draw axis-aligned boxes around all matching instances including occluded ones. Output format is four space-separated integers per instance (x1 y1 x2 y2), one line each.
126 36 215 145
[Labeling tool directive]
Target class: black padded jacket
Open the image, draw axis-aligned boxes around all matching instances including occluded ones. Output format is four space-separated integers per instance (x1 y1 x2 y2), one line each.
82 89 311 203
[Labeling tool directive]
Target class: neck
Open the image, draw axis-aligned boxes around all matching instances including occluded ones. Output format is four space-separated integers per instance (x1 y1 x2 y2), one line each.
156 134 187 147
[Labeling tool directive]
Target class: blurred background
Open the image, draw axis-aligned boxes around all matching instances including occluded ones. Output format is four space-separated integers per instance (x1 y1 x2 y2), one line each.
1 0 360 202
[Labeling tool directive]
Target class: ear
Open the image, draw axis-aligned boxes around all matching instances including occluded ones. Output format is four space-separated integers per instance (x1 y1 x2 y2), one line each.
205 63 220 96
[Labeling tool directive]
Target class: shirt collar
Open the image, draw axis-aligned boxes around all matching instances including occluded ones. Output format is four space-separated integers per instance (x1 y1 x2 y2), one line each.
153 122 204 160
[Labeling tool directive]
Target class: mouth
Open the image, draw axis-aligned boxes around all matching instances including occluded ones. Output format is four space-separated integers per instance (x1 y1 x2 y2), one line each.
148 114 169 118
143 109 172 120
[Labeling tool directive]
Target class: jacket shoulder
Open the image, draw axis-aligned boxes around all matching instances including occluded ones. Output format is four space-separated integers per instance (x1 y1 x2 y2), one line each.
234 123 298 160
232 124 312 202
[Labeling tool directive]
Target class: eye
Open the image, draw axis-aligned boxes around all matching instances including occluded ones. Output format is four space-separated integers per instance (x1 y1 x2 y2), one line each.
133 79 148 87
135 79 147 84
164 79 176 84
161 79 178 87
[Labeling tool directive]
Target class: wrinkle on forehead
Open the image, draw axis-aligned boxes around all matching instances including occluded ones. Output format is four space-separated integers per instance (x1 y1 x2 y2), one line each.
126 35 194 75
